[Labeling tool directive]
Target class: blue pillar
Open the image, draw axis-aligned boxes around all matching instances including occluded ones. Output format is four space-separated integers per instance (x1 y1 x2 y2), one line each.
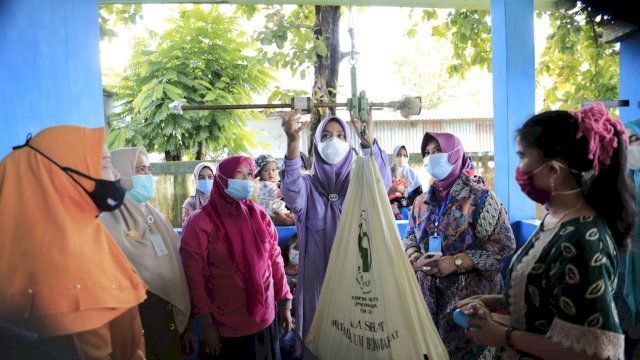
0 0 104 159
620 34 640 122
490 0 536 221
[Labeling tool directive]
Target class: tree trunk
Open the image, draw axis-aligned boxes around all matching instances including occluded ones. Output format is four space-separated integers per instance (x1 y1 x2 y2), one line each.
164 150 181 161
308 5 341 156
195 141 204 160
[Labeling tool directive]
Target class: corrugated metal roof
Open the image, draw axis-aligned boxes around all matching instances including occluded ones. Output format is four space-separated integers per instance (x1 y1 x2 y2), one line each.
297 116 494 154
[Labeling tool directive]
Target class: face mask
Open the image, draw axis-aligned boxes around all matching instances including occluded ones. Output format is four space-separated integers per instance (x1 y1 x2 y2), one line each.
128 174 155 203
68 170 127 212
224 179 254 201
628 147 640 170
515 164 549 205
289 249 299 266
395 156 408 167
16 143 127 212
197 179 213 193
316 137 351 164
87 179 128 212
423 153 454 180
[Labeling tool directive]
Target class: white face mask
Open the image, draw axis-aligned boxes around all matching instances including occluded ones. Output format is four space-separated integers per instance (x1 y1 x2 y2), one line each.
289 249 299 265
628 147 640 170
423 153 454 180
395 156 408 167
316 137 351 164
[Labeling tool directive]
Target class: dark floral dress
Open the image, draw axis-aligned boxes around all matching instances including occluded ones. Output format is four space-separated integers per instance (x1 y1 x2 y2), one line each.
495 215 625 360
402 174 516 359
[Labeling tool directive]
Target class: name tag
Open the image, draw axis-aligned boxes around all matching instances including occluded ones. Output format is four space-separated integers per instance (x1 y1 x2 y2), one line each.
150 233 168 257
428 235 443 254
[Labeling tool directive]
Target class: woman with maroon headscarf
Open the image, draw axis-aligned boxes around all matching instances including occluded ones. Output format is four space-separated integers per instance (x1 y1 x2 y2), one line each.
401 131 516 359
180 155 293 359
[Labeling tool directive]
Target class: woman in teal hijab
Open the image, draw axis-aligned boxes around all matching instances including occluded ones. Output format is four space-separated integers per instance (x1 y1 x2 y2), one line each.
621 117 640 358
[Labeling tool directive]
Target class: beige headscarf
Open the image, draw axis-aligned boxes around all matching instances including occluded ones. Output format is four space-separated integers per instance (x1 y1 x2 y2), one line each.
100 147 190 333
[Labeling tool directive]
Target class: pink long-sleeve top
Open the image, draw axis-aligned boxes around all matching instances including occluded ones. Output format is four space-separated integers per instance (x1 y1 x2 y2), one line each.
180 208 292 337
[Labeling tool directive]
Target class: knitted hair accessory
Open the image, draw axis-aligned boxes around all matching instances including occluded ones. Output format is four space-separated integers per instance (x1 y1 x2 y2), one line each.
254 154 276 172
569 102 628 175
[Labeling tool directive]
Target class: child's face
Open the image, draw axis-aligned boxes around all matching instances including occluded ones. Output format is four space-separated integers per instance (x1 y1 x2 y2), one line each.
259 162 278 182
392 168 401 180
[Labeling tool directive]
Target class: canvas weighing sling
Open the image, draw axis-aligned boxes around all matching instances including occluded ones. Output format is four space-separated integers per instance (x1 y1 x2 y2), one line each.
306 155 448 359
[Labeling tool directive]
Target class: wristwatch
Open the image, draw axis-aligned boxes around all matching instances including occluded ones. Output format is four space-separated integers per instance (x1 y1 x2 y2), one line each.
453 255 465 273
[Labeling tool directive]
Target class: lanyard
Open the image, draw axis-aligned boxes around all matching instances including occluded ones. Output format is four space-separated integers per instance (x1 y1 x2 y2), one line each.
433 195 450 236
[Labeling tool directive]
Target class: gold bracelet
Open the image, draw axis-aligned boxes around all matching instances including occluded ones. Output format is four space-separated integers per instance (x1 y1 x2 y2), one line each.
407 248 421 259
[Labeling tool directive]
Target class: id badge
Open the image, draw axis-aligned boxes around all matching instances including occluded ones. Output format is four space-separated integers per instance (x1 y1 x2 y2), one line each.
150 233 169 257
428 235 443 254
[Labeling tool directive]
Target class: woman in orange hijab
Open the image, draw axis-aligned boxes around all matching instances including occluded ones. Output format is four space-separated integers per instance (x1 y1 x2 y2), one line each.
0 125 148 359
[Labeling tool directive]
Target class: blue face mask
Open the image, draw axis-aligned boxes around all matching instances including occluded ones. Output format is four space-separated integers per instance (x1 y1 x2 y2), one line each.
197 179 213 194
127 174 156 203
224 179 254 201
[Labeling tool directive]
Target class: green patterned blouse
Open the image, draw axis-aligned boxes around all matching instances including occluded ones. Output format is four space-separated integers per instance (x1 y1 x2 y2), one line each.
503 215 625 360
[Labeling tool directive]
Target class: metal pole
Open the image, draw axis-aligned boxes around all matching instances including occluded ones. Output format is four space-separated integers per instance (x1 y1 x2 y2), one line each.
181 103 292 111
179 102 390 111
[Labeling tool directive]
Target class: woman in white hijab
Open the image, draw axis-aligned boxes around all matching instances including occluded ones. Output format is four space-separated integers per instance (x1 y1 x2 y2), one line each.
392 144 423 204
101 147 194 359
182 162 216 226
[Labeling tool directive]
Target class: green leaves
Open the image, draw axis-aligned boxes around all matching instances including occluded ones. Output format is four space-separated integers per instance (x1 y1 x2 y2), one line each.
108 6 274 160
423 7 618 110
430 10 492 79
315 42 329 57
267 86 309 106
536 10 618 110
236 5 318 82
99 4 142 42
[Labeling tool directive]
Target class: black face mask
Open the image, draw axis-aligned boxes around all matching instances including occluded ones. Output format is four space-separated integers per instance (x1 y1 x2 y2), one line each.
63 168 127 212
13 135 127 213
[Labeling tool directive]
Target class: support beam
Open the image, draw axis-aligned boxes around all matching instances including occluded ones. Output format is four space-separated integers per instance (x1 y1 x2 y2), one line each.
0 0 104 159
490 0 536 221
98 0 568 11
620 34 640 122
603 20 639 44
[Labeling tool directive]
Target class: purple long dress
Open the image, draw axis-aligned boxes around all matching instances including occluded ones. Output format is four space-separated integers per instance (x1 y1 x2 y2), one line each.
280 116 391 357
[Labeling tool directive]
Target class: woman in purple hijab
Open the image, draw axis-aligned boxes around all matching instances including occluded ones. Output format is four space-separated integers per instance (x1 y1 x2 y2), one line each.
280 109 391 358
401 131 516 359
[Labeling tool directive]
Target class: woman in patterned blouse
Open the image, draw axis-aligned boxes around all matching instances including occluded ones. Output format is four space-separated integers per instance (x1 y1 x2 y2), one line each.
402 131 516 359
460 103 636 359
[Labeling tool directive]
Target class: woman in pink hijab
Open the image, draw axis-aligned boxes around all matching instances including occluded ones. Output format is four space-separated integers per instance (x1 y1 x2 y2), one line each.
180 155 292 359
401 131 516 359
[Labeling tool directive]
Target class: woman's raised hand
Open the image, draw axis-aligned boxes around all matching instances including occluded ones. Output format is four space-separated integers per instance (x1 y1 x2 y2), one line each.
350 107 375 148
281 110 309 143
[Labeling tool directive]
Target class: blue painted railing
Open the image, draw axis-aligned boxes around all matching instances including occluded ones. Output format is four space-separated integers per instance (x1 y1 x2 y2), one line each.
175 219 537 281
175 220 411 247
